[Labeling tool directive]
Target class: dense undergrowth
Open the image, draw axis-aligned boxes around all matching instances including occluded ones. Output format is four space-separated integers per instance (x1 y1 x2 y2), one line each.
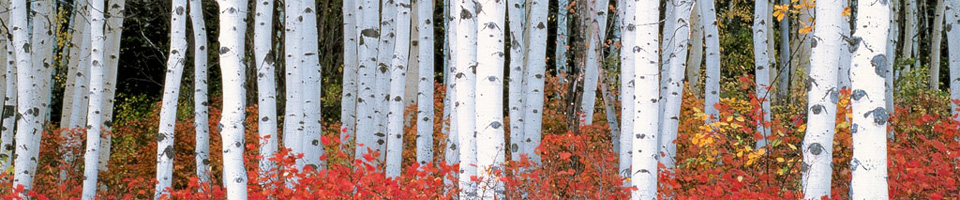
2 70 959 199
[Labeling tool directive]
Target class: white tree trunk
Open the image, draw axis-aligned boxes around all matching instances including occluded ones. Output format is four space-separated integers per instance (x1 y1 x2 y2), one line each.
415 0 435 166
355 0 380 163
81 0 106 197
443 0 459 167
753 0 773 149
776 0 791 99
658 0 693 169
556 0 570 74
385 0 411 178
188 0 211 184
632 0 661 197
63 0 91 177
376 0 399 161
930 0 945 89
838 0 852 90
154 0 186 196
949 0 960 121
283 0 304 164
618 0 636 183
903 0 918 69
507 0 526 162
578 0 610 125
299 0 324 170
521 0 548 164
600 69 620 150
11 0 37 190
341 0 358 149
849 0 890 197
98 0 127 172
701 0 721 122
476 0 505 196
687 3 703 98
216 0 249 198
454 0 478 197
255 0 278 181
0 44 14 171
801 0 842 197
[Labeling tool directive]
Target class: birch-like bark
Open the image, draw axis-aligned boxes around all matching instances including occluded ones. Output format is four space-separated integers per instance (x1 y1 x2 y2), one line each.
556 0 569 74
385 0 411 178
507 0 526 161
949 0 960 121
618 0 636 181
188 0 211 183
415 0 435 166
801 0 842 196
838 0 852 90
903 0 918 69
658 0 693 169
885 0 898 118
522 0 548 164
443 0 460 166
341 0 358 149
81 0 106 197
777 0 791 98
62 0 90 177
688 3 703 97
454 0 478 197
753 0 773 149
255 0 278 180
476 0 505 196
299 0 324 170
154 0 186 196
98 0 127 172
702 0 721 122
600 69 620 150
355 0 380 162
632 0 661 196
0 44 14 171
283 0 304 163
216 0 249 197
578 0 610 125
11 0 37 190
849 0 890 197
930 0 945 90
376 0 399 161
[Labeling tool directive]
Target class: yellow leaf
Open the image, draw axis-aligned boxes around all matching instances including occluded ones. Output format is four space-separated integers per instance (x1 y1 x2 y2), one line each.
842 7 852 17
777 157 785 162
788 143 798 150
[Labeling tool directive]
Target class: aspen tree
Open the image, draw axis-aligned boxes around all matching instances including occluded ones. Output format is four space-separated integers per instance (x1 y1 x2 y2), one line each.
507 0 526 161
476 0 506 196
355 0 380 163
153 0 187 196
415 0 436 166
385 0 412 178
216 0 250 197
753 0 773 148
659 0 693 168
522 0 548 164
256 0 279 180
453 0 478 196
632 0 661 197
849 0 891 197
702 0 722 122
188 0 211 183
801 0 843 196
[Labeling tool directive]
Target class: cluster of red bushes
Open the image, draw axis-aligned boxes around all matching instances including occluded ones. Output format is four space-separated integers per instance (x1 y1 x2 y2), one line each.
2 74 959 199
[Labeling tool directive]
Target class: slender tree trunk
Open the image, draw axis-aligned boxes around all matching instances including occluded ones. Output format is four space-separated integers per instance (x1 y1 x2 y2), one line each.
27 0 53 186
385 0 411 178
599 68 620 149
753 0 773 149
632 0 661 197
577 0 610 125
376 0 399 161
930 0 945 89
256 0 278 181
903 0 918 70
688 3 703 98
849 0 890 197
0 43 14 171
556 0 570 75
98 0 127 172
618 0 636 182
702 0 721 122
216 0 249 197
454 0 478 196
507 0 526 161
11 0 37 191
355 0 381 163
777 0 791 99
154 0 186 196
62 0 90 179
801 0 842 196
415 0 435 166
658 0 693 169
476 0 505 196
949 0 960 121
283 0 304 165
299 0 324 170
188 0 211 184
522 0 548 164
443 0 459 167
341 0 358 150
81 0 107 197
838 0 852 90
885 0 899 117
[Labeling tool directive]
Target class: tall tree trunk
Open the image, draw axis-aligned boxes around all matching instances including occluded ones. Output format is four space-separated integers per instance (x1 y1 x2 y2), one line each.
453 0 478 196
658 0 693 169
376 0 399 162
522 0 548 164
415 0 435 166
81 0 107 197
849 0 890 197
618 0 636 182
885 0 899 117
256 0 278 181
355 0 381 163
632 0 661 197
98 0 127 172
577 0 610 125
216 0 250 197
476 0 505 196
556 0 570 75
0 42 14 171
838 0 852 90
599 68 620 149
776 0 791 99
299 0 324 170
443 0 459 167
11 0 37 191
507 0 526 161
949 0 960 121
385 0 411 178
801 0 842 196
341 0 358 150
154 0 186 196
702 0 721 122
283 0 304 165
62 0 90 179
930 0 945 89
753 0 773 149
688 3 703 98
903 0 918 70
188 0 211 184
29 0 53 185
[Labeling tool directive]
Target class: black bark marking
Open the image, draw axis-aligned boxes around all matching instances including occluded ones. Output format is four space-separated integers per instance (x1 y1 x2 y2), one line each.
808 143 824 155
